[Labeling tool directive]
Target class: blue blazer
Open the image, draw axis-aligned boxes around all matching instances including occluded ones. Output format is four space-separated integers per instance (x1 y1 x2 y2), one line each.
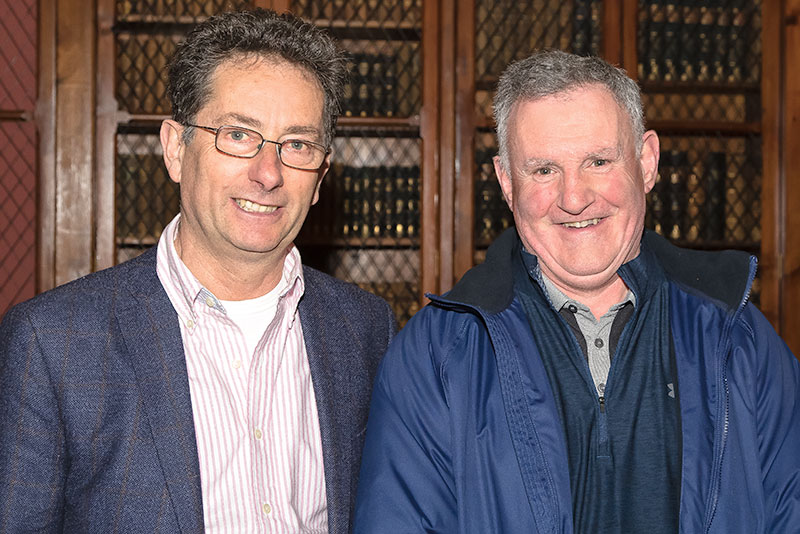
0 247 396 533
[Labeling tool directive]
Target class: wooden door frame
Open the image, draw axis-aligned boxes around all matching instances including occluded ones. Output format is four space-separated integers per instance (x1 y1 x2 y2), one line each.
38 0 97 290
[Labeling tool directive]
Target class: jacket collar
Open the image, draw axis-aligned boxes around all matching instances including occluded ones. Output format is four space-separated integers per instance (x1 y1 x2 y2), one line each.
443 228 754 315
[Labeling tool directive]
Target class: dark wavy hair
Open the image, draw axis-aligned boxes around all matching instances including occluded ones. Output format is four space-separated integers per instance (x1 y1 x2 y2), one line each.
167 8 347 146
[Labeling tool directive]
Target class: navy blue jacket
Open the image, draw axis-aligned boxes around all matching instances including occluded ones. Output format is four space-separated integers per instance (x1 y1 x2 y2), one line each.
354 229 800 533
0 246 396 533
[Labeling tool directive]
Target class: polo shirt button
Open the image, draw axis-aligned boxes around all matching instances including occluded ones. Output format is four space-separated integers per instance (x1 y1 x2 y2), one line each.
568 304 578 313
594 338 604 348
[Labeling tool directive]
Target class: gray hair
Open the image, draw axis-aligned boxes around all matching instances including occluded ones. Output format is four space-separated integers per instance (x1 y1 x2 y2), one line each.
493 49 645 171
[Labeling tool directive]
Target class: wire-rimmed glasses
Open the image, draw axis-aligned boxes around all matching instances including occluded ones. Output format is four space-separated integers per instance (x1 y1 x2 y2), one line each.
185 124 329 171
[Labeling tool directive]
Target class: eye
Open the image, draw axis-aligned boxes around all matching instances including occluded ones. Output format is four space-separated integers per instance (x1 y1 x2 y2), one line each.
225 128 254 143
283 139 311 153
593 158 609 167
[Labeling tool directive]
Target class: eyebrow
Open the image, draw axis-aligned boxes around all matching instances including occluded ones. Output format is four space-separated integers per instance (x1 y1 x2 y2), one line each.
519 157 557 174
215 112 323 141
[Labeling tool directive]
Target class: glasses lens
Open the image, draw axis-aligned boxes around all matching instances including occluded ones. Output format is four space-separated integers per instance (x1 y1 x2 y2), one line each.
279 140 325 170
215 126 263 157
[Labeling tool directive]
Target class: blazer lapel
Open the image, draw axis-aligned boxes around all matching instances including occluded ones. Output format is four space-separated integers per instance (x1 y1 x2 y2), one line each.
300 271 369 534
114 250 204 533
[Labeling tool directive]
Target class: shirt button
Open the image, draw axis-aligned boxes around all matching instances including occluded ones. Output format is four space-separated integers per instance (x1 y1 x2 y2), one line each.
254 428 263 440
205 296 215 308
232 359 242 369
185 319 195 329
568 304 578 313
594 338 604 348
262 503 271 515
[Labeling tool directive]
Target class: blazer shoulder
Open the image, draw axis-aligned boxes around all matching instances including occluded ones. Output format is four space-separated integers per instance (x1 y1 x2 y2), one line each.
302 265 393 316
3 248 160 326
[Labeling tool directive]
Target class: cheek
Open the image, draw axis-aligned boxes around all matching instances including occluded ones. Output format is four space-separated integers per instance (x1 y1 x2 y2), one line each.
513 183 553 219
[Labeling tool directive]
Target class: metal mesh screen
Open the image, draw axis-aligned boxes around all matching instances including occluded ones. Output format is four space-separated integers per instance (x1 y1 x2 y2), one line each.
639 1 762 302
645 135 761 247
293 0 423 119
473 0 602 252
113 1 256 261
474 0 602 119
638 0 761 84
0 0 37 316
117 0 253 20
116 128 180 263
293 0 423 324
0 122 37 315
299 132 421 325
474 131 510 254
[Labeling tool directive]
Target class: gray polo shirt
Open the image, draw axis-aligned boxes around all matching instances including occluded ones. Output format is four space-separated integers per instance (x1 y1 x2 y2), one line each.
539 272 635 397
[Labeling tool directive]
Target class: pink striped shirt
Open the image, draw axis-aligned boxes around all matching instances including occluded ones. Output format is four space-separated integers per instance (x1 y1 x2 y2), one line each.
156 214 328 533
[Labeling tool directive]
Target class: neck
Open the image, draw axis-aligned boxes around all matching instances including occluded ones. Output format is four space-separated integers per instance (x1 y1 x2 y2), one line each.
174 231 287 301
546 272 629 319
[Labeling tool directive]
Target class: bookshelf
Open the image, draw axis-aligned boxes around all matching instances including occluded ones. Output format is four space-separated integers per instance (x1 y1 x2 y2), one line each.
452 1 770 309
31 0 799 348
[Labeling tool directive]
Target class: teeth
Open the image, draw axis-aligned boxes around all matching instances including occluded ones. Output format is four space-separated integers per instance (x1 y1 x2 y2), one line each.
236 199 277 213
562 218 600 229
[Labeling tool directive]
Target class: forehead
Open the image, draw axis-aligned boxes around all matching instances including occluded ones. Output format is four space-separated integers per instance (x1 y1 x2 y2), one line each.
508 86 631 158
201 56 324 122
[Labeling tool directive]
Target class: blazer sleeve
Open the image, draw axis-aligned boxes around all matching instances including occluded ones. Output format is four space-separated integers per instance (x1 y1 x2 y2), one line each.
0 304 67 533
353 307 458 533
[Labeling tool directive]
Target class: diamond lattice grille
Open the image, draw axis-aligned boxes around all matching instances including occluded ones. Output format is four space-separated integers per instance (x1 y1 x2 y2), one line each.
0 0 37 316
292 0 423 324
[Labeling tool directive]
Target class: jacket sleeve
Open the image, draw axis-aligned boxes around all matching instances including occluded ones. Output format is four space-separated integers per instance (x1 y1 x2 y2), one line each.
742 303 800 530
353 308 458 533
0 305 67 533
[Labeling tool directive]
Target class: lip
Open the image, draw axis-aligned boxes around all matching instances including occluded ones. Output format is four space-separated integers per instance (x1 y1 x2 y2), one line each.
234 198 279 214
559 217 604 229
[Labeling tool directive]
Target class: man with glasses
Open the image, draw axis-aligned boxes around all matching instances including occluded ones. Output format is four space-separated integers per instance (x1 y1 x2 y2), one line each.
0 9 395 533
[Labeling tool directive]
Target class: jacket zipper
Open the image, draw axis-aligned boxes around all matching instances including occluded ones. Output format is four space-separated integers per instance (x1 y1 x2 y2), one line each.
702 256 756 533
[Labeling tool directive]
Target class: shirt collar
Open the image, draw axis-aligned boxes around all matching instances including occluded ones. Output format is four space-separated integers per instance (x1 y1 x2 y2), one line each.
519 246 636 313
156 213 306 324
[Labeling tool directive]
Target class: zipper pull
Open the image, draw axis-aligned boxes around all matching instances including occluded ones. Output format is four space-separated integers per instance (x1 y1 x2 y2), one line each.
599 395 606 413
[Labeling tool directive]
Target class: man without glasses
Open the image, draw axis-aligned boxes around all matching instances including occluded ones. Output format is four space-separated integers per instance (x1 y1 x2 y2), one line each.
354 49 800 533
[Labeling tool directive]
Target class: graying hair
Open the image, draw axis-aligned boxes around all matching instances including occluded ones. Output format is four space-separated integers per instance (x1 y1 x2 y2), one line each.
493 49 645 171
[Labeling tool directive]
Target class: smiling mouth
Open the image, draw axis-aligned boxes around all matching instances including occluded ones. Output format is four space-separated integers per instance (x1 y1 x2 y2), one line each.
236 198 277 214
561 218 601 229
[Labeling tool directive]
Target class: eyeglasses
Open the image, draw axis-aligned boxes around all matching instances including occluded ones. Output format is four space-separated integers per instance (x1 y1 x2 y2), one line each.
185 124 329 171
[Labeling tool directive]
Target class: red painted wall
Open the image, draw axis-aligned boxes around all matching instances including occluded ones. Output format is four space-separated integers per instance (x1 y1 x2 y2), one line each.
0 0 37 316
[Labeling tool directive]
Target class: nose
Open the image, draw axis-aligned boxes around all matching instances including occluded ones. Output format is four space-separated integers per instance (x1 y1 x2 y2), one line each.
558 168 595 215
248 141 284 190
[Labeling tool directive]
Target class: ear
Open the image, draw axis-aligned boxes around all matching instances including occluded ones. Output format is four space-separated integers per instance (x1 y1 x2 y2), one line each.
493 155 514 211
639 130 660 194
310 152 331 206
160 120 185 184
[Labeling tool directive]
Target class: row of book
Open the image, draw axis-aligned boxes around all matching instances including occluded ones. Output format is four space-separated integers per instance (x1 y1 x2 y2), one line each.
116 154 180 242
118 0 252 19
343 52 399 118
308 165 420 240
647 150 728 242
299 0 419 25
639 1 756 84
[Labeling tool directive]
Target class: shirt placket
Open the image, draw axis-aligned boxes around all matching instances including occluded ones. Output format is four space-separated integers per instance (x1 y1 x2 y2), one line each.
249 292 295 531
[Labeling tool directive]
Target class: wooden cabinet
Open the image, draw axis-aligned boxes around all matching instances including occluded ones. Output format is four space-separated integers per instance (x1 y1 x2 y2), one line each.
36 0 800 350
